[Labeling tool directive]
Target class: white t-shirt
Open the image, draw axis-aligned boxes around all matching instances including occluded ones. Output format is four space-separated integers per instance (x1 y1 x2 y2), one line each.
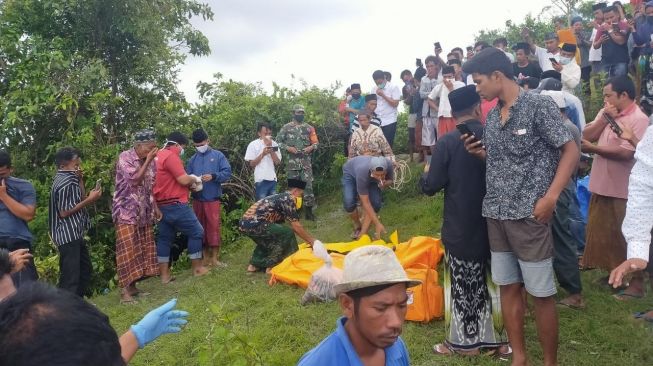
428 80 466 118
534 46 560 72
503 50 516 63
370 82 402 126
588 28 602 62
244 138 282 183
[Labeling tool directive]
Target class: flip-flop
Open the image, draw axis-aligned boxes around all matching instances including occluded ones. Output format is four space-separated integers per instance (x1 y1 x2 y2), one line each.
120 298 138 305
633 309 653 319
556 299 586 310
613 290 644 301
432 341 479 356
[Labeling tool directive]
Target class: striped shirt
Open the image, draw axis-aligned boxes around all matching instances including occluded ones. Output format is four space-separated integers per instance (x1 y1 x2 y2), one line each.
48 171 90 246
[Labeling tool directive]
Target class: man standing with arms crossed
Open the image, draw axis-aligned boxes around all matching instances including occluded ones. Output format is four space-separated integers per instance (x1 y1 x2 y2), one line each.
277 104 319 221
463 48 579 366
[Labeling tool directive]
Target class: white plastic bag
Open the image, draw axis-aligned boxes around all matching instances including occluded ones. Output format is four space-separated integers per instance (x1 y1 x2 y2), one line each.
301 240 343 305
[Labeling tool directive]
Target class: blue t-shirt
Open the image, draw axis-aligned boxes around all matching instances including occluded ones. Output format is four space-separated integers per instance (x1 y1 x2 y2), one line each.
348 97 367 132
0 177 36 242
297 317 410 366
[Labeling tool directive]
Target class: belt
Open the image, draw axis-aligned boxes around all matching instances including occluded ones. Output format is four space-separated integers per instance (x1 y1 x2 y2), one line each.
156 200 184 207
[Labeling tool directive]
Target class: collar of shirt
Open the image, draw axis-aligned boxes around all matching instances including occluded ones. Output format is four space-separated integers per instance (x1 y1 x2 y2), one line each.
495 89 526 123
334 316 404 364
618 101 638 118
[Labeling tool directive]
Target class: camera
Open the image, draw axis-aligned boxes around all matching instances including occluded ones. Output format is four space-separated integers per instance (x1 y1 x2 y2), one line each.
416 58 423 67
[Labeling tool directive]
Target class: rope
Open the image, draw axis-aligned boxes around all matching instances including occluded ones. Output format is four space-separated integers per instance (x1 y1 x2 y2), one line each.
390 159 411 192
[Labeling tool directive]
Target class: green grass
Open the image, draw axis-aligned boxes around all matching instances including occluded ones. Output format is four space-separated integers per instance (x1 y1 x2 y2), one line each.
94 164 653 365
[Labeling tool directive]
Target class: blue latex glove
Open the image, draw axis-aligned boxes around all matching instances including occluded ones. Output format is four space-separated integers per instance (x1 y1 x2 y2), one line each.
130 298 189 348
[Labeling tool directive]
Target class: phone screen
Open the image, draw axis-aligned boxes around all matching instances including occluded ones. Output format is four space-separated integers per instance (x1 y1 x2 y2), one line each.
549 58 559 64
95 179 101 190
456 124 480 144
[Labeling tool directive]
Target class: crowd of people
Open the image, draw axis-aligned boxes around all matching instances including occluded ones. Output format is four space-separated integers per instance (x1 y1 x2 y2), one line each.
1 1 653 365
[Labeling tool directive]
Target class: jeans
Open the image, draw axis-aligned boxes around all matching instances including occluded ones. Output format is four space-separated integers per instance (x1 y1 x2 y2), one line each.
604 62 628 78
0 237 38 288
254 180 277 201
342 173 382 213
381 122 397 148
58 238 92 297
156 203 204 263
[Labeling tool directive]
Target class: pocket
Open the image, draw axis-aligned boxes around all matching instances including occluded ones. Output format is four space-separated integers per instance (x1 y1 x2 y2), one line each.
507 133 533 158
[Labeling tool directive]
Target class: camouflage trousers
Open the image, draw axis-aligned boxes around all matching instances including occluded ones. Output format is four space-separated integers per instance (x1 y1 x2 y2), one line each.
287 168 315 207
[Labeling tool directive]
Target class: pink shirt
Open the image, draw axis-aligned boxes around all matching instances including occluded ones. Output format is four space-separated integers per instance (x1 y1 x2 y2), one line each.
589 103 649 199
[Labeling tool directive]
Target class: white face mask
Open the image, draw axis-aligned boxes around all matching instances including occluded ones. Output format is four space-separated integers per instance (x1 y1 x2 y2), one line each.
196 145 209 153
558 57 572 65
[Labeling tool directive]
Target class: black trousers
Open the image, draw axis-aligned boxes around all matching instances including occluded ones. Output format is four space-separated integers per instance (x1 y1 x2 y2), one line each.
0 237 38 288
381 123 397 148
58 238 92 297
552 185 582 295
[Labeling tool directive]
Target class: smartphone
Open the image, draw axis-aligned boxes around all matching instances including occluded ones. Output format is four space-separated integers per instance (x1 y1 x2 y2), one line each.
271 146 279 151
457 124 483 146
416 58 422 67
612 23 620 31
434 42 442 50
549 57 559 65
603 113 623 136
95 179 101 190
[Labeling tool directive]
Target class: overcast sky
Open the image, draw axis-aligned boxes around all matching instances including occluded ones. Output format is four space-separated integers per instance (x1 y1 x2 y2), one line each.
178 0 555 103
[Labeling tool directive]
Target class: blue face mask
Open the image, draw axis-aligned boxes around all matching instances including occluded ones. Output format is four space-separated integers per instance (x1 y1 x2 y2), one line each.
294 114 305 123
377 82 387 89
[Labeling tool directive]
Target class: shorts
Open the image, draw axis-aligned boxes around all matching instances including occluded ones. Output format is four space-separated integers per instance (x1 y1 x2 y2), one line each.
407 113 417 128
487 217 556 297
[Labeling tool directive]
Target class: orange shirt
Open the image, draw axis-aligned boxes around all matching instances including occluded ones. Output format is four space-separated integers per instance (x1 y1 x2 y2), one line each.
153 148 189 204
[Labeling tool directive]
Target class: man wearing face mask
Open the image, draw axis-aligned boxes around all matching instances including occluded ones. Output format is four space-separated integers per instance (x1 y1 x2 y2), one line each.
557 43 582 95
371 70 402 147
187 128 232 268
632 1 653 106
153 131 210 283
277 105 319 221
239 179 321 273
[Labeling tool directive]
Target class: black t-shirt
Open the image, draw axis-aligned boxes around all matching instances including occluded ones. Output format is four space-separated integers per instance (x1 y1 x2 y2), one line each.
512 62 543 79
602 34 630 64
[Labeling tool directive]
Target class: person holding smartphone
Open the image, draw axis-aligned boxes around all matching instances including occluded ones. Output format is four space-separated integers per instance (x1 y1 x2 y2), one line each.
48 147 102 297
420 85 509 356
522 28 561 72
593 5 630 77
245 122 282 200
0 150 37 289
580 76 649 300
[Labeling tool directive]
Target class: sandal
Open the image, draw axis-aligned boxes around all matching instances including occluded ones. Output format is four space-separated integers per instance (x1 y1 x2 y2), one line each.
613 290 644 301
557 299 586 310
432 341 479 356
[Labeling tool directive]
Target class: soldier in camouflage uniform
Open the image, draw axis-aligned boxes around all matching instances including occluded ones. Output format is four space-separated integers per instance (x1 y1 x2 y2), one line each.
276 104 319 220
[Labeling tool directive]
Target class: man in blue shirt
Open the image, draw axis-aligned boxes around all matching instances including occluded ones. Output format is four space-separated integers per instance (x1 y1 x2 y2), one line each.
0 150 38 287
298 245 419 366
187 129 232 267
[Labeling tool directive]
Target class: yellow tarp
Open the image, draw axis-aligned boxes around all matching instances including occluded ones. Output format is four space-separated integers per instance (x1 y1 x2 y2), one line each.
269 234 444 289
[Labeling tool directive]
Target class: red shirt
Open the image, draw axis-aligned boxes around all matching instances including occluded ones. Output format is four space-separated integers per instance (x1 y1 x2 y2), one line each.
153 148 189 204
480 98 498 124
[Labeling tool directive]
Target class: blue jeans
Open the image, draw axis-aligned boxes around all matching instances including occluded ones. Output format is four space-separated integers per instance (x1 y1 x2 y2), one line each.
156 203 204 263
604 62 628 78
255 180 277 201
342 173 382 213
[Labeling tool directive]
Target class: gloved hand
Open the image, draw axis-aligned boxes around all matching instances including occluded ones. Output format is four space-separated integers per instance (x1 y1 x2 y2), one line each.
130 298 189 348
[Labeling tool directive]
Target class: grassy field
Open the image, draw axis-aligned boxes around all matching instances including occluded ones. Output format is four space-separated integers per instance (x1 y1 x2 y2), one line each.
94 167 653 365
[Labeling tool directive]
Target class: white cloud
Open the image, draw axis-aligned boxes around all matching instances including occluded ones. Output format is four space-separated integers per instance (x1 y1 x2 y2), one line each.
178 0 554 102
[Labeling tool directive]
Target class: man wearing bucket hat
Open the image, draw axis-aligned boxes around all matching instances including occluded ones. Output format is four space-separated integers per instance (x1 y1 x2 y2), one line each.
298 245 419 366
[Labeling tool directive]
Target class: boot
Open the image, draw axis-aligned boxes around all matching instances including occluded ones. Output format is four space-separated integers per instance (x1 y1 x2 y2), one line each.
304 206 316 221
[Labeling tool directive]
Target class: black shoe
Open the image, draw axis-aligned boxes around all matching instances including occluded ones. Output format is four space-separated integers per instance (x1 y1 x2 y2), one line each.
305 206 316 221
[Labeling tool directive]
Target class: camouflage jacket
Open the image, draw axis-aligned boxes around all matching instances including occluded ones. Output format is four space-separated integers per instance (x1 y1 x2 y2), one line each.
276 121 319 171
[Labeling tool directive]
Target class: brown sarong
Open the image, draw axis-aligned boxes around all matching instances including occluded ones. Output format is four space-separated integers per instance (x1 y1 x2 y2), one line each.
581 194 627 271
115 224 159 288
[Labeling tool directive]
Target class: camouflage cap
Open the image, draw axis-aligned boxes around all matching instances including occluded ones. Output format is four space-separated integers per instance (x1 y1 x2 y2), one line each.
292 104 305 113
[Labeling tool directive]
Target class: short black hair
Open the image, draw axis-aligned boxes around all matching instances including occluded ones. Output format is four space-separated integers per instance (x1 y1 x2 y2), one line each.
493 37 508 47
448 59 462 66
400 69 412 79
606 75 636 100
383 71 392 82
451 47 464 54
462 47 514 79
166 131 189 146
257 122 271 132
424 55 439 66
474 41 490 50
191 128 209 143
0 150 11 168
519 77 540 90
0 249 11 276
54 147 80 167
442 65 455 75
0 282 124 366
372 70 385 80
604 5 617 13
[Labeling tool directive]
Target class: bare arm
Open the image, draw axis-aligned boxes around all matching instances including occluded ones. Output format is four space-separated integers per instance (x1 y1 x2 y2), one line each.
582 118 609 142
290 220 315 245
0 191 35 221
119 330 139 363
533 141 579 223
582 143 635 161
175 174 196 186
60 189 101 218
